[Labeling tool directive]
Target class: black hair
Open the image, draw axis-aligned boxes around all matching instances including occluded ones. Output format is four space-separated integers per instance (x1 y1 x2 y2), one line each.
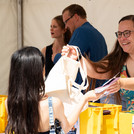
5 46 45 134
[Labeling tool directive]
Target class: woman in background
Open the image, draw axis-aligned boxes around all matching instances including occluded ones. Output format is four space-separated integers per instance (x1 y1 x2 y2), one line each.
41 15 71 77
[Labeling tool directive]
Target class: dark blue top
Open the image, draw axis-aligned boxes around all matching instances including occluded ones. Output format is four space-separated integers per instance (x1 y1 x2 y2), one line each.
69 22 108 90
69 22 107 62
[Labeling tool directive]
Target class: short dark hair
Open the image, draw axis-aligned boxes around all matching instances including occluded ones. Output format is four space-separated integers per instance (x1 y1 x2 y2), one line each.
62 4 87 19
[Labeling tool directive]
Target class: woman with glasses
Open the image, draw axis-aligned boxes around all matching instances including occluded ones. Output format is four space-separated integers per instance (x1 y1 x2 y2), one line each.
41 15 71 78
62 15 134 111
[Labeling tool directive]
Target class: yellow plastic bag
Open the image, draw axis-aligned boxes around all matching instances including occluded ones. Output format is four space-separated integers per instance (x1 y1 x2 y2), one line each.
80 102 122 134
119 111 134 134
0 95 8 133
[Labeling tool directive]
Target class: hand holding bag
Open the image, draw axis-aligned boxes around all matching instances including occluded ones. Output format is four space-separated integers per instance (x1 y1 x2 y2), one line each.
45 46 88 116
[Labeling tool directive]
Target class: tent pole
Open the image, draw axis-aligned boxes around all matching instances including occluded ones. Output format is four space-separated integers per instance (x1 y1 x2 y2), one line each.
17 0 23 49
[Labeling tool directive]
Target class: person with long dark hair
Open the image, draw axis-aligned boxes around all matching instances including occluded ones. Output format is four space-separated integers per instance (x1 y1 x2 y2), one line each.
5 46 104 134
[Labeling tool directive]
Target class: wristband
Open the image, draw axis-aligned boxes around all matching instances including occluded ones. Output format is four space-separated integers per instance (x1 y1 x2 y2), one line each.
76 47 82 61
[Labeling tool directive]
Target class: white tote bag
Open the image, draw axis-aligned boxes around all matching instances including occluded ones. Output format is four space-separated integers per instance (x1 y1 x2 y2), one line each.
45 46 88 116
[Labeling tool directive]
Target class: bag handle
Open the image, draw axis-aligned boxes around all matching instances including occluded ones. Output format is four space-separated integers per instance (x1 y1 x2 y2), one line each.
68 46 89 91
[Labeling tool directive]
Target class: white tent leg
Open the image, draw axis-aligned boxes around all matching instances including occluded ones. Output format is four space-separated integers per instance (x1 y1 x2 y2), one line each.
17 0 23 49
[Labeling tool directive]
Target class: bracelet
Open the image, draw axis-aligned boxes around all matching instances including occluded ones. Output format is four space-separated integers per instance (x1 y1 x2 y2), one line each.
76 48 82 61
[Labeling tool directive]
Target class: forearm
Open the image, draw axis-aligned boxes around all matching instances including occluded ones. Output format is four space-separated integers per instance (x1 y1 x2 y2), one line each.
119 78 134 90
81 56 96 77
81 56 110 79
66 90 103 130
66 95 87 131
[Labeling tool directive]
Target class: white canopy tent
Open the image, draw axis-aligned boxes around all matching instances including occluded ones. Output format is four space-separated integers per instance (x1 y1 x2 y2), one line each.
0 0 134 95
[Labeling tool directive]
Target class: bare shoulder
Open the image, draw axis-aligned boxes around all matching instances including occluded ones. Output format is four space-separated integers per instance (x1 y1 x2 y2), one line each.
39 96 62 106
39 96 64 112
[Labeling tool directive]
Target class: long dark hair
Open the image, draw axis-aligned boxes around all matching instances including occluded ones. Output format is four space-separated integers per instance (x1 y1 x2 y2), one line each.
53 15 71 44
91 40 128 77
5 46 45 134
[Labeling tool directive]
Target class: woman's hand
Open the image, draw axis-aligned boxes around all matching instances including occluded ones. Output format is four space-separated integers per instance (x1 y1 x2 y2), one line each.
106 80 121 94
61 45 78 60
85 90 105 102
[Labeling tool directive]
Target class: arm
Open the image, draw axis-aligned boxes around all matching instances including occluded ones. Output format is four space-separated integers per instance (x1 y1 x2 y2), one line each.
65 90 104 130
81 56 111 79
54 90 105 133
106 77 134 94
41 47 46 77
41 47 46 55
119 78 134 90
5 99 8 114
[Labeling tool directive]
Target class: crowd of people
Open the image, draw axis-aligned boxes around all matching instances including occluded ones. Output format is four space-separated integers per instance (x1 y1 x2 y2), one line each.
4 3 134 134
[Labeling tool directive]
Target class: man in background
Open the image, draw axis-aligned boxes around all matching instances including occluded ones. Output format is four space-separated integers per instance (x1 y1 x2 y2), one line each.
61 3 108 134
62 4 107 62
62 4 107 90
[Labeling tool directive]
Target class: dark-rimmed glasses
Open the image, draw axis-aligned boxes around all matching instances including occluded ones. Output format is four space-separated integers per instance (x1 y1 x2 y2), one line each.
115 30 134 38
64 14 74 24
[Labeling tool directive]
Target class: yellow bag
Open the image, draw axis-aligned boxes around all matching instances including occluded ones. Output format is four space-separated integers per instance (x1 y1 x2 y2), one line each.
0 95 8 133
119 111 134 134
80 102 122 134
